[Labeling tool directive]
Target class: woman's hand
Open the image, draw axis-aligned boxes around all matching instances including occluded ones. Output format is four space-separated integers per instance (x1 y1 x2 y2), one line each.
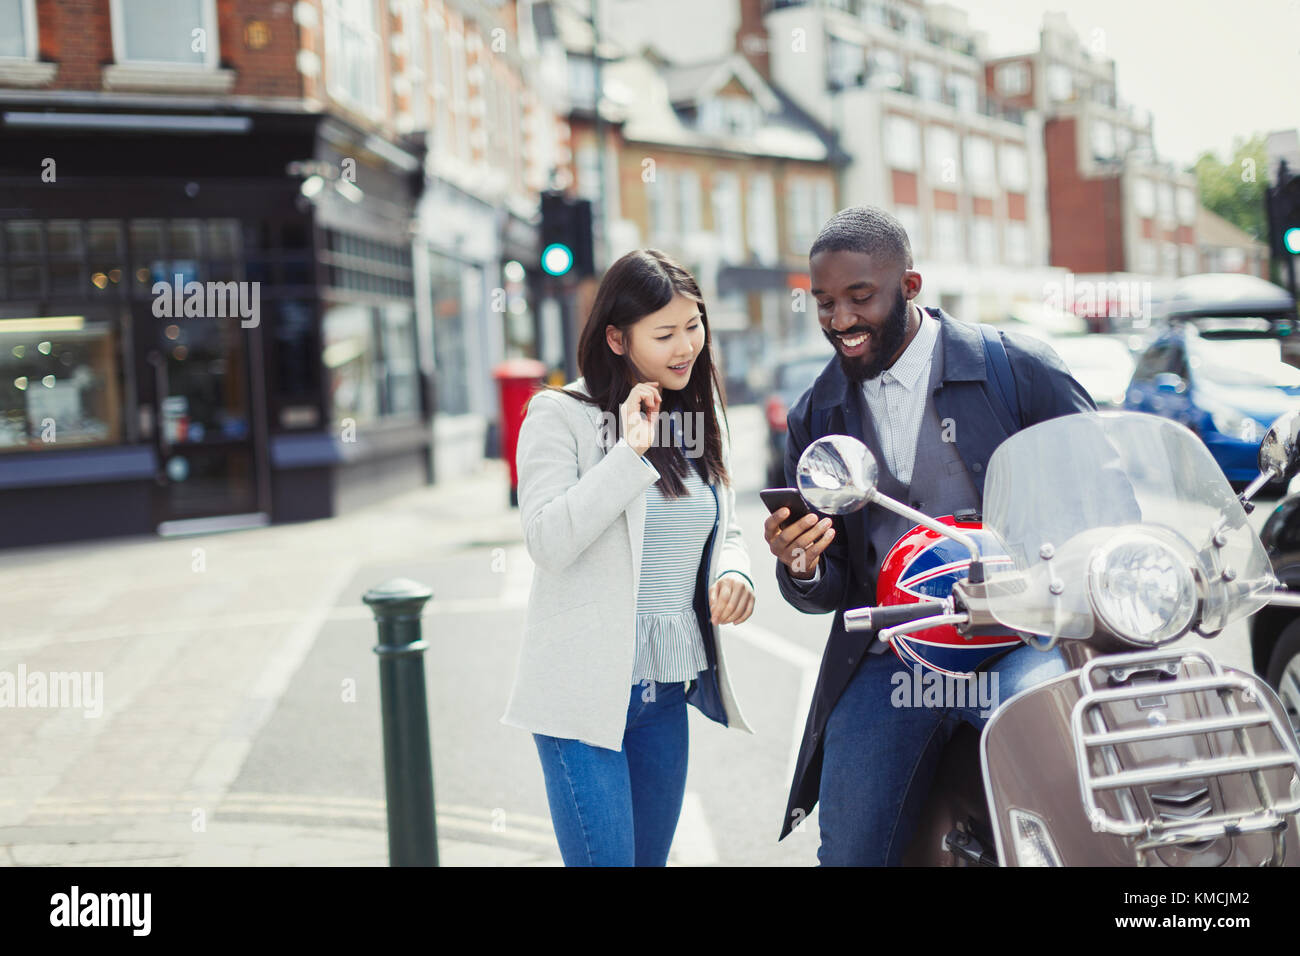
619 381 662 456
709 572 755 626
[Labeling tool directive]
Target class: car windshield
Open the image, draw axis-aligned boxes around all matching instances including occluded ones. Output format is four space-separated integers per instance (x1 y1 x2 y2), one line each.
1187 337 1300 388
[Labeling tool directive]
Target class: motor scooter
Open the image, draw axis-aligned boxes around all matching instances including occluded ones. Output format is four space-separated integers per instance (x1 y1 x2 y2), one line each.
794 409 1300 866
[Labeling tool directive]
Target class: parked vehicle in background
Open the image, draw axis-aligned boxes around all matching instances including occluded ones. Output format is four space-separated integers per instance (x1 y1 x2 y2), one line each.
761 346 833 488
1052 333 1136 409
1124 273 1300 486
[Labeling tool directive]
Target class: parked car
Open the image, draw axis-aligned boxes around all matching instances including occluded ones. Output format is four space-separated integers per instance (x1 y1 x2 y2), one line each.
1123 274 1300 486
1052 333 1137 409
1251 497 1300 743
761 346 833 488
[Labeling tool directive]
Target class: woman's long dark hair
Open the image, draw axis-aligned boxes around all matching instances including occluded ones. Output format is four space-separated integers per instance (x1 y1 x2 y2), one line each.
549 248 729 498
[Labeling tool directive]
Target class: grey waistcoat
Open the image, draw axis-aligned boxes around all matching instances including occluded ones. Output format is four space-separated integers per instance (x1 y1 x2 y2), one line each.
857 342 981 653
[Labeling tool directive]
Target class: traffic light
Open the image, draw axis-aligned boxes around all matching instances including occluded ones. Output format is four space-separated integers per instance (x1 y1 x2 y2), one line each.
1268 163 1300 257
539 191 594 278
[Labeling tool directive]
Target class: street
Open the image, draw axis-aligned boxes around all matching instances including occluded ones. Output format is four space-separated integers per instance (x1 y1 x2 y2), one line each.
0 404 1271 866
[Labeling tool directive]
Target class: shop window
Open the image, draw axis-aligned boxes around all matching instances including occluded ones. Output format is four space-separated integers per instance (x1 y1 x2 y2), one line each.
0 314 123 451
323 301 420 426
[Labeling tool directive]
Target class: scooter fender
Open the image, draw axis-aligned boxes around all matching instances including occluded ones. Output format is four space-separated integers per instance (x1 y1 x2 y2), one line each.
981 663 1300 866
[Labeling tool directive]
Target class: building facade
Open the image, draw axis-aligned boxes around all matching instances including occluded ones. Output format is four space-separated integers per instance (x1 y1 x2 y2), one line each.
0 0 563 546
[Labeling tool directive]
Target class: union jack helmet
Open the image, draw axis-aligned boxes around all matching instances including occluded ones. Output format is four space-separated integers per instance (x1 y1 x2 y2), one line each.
876 517 1022 677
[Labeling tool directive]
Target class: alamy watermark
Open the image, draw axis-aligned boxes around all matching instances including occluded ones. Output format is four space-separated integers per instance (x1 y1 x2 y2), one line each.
596 410 705 458
0 666 103 718
890 663 999 719
1042 274 1152 322
151 273 260 328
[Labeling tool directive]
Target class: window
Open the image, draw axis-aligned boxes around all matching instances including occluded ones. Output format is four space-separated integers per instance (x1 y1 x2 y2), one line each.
401 0 427 130
963 135 995 190
711 172 744 263
894 205 922 256
910 60 941 101
1114 124 1132 157
678 170 702 236
995 62 1028 97
324 0 382 114
925 125 958 181
111 0 218 66
969 217 996 264
0 0 37 59
867 48 902 89
1180 244 1199 276
828 37 864 89
1005 222 1028 265
323 302 420 426
786 177 834 255
1158 183 1176 225
429 14 451 153
1092 120 1115 160
884 115 920 171
999 143 1028 191
948 74 977 112
1177 187 1197 225
934 211 961 261
1132 178 1155 217
1162 241 1178 277
747 173 778 265
1047 64 1072 102
649 169 678 241
0 313 123 451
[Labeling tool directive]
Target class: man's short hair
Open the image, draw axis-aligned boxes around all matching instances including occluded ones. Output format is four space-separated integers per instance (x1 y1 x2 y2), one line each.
809 205 914 270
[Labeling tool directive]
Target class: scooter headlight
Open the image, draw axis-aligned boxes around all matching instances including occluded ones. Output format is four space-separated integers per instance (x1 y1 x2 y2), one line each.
1087 532 1197 645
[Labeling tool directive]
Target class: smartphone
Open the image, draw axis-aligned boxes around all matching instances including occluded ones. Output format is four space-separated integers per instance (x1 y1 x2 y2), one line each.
760 487 815 526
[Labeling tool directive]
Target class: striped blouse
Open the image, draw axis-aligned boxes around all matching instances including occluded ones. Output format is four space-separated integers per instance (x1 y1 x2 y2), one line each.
631 462 717 684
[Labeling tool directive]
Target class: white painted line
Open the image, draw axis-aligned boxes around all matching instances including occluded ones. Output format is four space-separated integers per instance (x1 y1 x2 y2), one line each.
730 621 821 786
671 791 718 866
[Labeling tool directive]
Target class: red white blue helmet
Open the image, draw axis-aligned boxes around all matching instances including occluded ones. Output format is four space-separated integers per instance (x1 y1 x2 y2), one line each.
876 517 1022 677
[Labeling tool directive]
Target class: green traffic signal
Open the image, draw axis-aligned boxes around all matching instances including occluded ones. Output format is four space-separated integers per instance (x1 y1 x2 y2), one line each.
1285 227 1300 255
542 242 574 276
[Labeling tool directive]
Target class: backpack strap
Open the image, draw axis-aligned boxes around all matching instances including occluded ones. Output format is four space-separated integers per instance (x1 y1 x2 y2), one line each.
978 324 1023 434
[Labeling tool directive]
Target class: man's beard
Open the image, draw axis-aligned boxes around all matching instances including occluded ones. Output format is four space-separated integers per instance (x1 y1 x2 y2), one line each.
824 289 910 383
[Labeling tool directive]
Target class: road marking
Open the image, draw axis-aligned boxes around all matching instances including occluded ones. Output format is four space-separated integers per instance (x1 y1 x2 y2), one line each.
730 621 821 787
671 791 718 866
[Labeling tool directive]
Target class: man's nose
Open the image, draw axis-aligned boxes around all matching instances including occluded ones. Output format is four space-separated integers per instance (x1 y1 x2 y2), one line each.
830 305 857 331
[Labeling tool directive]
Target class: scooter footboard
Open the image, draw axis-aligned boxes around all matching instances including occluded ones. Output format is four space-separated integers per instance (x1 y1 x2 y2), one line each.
982 648 1300 866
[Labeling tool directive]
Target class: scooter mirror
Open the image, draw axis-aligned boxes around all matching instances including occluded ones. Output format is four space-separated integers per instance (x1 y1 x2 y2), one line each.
796 435 878 515
1258 409 1300 480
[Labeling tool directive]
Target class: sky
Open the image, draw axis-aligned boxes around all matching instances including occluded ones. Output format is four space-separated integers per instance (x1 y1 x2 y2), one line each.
604 0 1300 171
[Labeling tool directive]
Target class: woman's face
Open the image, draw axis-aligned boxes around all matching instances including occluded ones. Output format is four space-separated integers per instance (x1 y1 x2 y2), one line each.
606 293 706 390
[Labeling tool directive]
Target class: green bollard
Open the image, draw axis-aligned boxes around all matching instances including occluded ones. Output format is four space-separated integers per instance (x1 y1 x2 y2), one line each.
362 578 438 867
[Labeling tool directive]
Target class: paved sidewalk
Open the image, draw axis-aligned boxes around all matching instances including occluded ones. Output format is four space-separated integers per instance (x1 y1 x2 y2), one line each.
0 460 561 866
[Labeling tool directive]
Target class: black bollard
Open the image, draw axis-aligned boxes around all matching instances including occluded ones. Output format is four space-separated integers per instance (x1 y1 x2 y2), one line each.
362 578 438 867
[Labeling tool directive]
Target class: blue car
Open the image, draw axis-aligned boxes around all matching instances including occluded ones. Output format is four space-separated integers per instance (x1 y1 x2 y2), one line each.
1125 322 1300 484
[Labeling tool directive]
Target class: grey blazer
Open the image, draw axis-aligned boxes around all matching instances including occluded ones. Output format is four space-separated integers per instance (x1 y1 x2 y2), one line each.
501 378 754 751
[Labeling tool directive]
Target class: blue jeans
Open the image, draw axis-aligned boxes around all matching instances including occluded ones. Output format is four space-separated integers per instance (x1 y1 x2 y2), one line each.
817 644 1068 866
533 680 689 866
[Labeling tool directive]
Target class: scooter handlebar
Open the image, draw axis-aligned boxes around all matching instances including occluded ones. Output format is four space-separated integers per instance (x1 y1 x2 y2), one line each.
844 601 948 633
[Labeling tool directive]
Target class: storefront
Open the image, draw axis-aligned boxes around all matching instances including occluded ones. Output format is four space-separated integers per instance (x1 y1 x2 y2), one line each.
0 106 429 547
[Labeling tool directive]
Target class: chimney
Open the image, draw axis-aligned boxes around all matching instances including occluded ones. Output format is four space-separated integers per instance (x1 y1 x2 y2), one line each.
735 0 771 81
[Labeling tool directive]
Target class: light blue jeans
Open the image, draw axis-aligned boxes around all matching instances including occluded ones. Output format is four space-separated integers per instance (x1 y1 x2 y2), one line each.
816 644 1068 866
533 680 689 866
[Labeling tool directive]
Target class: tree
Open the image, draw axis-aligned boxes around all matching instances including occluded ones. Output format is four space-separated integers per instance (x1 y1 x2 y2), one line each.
1192 135 1268 241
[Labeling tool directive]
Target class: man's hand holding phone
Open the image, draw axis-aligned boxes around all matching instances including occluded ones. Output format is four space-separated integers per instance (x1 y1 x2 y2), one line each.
763 503 835 580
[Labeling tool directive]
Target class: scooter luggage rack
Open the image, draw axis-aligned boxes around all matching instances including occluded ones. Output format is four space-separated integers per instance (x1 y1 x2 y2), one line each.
1069 647 1300 857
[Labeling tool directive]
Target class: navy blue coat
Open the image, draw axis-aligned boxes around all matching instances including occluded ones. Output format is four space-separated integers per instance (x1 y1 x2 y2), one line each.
775 309 1096 840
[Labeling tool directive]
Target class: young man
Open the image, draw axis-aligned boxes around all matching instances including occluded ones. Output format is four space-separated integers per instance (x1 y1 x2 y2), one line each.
764 206 1095 865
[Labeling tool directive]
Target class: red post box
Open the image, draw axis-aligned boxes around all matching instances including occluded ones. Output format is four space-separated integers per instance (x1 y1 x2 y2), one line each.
492 358 549 506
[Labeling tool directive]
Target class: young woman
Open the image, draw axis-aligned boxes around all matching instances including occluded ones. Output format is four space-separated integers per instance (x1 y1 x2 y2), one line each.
501 248 756 867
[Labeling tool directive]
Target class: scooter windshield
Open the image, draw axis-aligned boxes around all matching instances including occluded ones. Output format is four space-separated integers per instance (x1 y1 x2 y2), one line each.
981 411 1274 640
